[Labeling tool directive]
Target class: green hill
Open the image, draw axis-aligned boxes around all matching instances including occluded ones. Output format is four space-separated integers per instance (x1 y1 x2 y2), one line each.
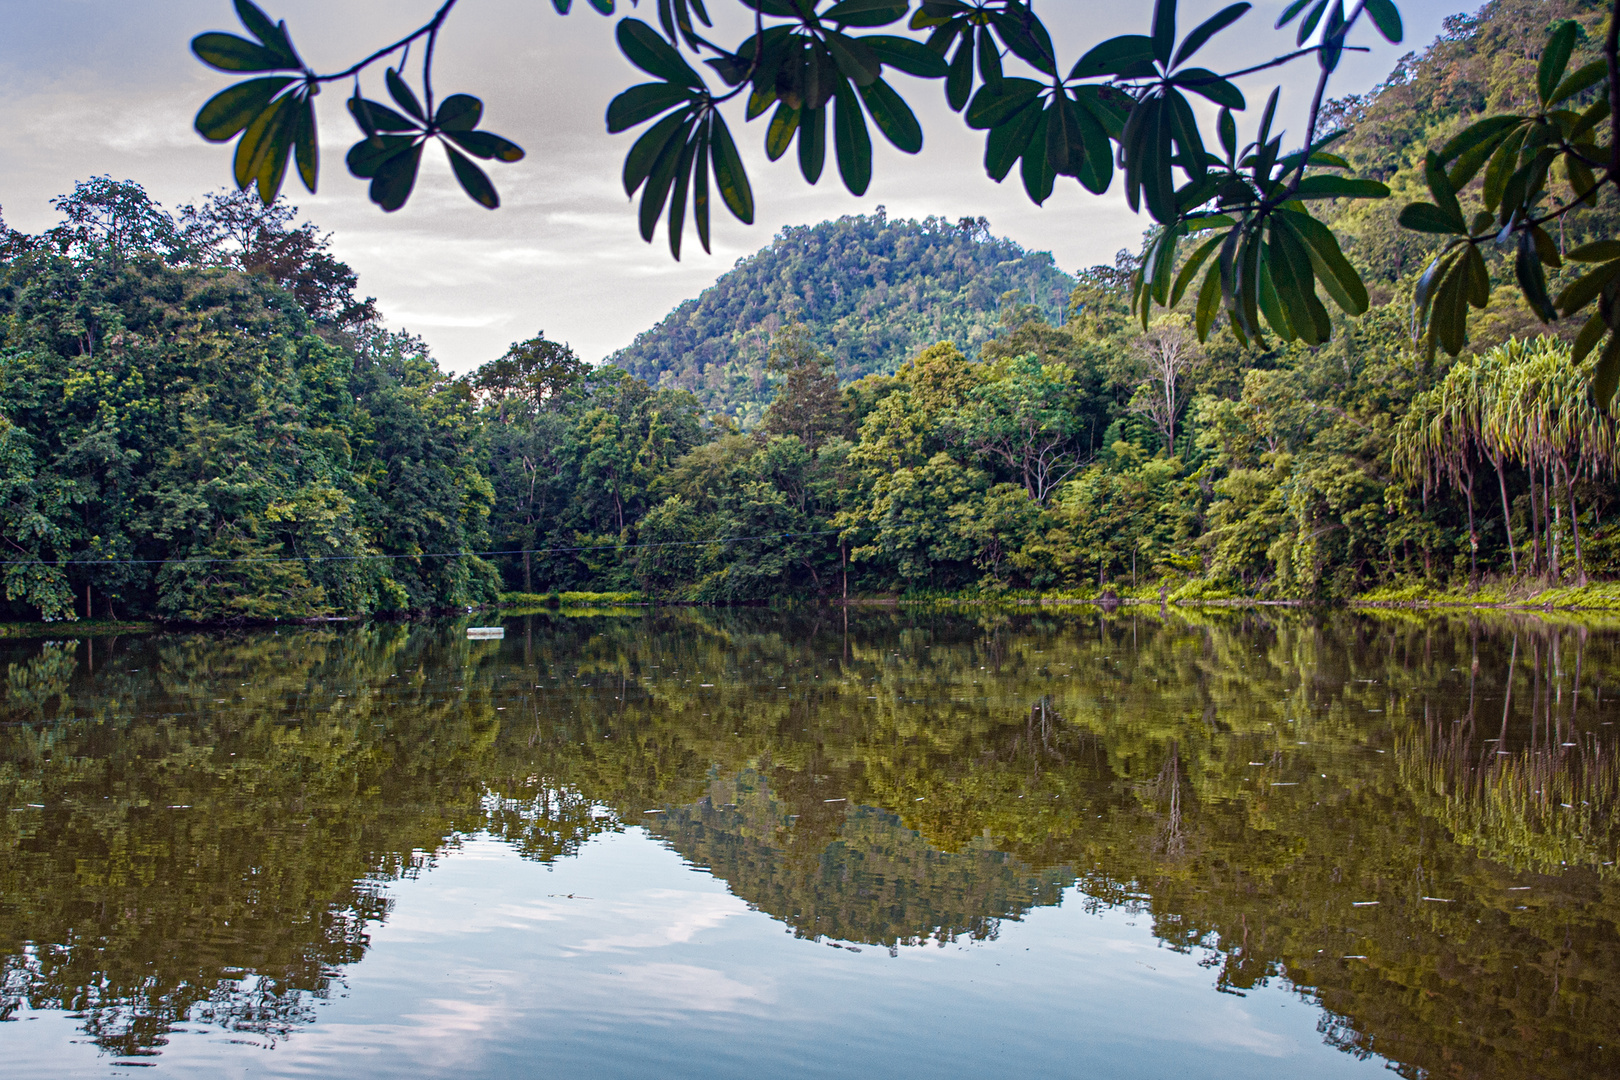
607 209 1075 424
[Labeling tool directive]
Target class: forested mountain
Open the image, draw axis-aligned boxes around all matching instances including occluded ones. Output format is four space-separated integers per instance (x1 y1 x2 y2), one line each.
607 211 1075 425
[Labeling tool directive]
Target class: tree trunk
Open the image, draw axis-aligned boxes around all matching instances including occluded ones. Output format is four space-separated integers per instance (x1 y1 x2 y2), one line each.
1549 462 1561 581
1490 449 1517 575
1461 458 1478 585
1563 458 1585 585
523 548 532 594
1529 464 1543 574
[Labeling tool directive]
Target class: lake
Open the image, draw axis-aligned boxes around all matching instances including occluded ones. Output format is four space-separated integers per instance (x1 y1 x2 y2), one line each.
1 607 1616 1078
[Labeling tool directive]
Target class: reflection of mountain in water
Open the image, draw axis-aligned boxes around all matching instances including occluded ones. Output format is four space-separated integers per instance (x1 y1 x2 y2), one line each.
651 770 1074 948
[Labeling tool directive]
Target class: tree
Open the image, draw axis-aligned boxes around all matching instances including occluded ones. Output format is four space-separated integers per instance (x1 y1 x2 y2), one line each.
178 188 380 329
470 334 589 421
759 320 849 449
46 176 184 263
1127 316 1202 457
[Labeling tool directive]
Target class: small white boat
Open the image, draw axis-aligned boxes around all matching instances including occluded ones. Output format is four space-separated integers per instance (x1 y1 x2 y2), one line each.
466 626 505 639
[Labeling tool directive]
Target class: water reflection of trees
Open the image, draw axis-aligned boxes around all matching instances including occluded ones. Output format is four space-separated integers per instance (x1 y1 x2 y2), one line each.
2 609 1620 1076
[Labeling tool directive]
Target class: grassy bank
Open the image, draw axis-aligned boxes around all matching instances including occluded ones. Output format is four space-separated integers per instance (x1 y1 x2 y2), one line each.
0 618 159 639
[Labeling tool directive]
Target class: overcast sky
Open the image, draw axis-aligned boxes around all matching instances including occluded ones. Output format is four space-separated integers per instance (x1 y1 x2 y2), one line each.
0 0 1468 372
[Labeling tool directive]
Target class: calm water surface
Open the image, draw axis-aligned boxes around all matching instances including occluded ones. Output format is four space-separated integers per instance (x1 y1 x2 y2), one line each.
2 607 1617 1078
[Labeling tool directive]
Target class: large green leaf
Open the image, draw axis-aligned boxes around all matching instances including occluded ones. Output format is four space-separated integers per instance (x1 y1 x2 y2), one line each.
966 79 1043 130
639 118 693 242
1171 3 1249 68
1363 0 1402 43
693 124 712 253
1069 35 1156 80
766 103 800 160
1020 110 1056 204
989 11 1056 76
984 99 1042 181
436 94 483 133
370 140 424 212
349 96 419 137
293 96 317 192
192 33 297 73
233 0 298 63
709 111 754 223
608 83 695 133
667 133 696 259
623 109 690 195
1538 20 1579 106
233 92 295 196
833 78 873 195
826 31 883 86
446 143 499 209
1291 175 1390 199
346 134 417 178
1045 91 1084 177
385 68 425 122
1573 311 1607 364
444 130 524 162
617 18 704 88
799 104 827 182
1279 208 1368 314
1171 69 1245 109
1073 95 1114 194
823 0 909 28
1398 203 1465 235
945 35 974 111
1151 0 1178 65
1550 59 1607 106
863 35 949 78
858 78 922 153
195 77 293 141
1556 258 1620 316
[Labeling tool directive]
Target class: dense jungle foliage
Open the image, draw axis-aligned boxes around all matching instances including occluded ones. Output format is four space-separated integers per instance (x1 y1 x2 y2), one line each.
11 0 1620 622
608 211 1076 424
2 609 1617 1078
0 183 498 623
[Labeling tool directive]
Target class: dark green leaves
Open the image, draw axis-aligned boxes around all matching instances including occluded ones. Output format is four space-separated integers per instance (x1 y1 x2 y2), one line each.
195 0 526 212
608 84 699 133
1171 3 1249 69
864 35 949 78
1362 0 1402 43
195 77 294 141
1413 242 1490 358
1403 16 1619 375
1070 36 1156 80
343 80 524 212
1538 20 1579 107
192 0 314 202
612 67 754 259
1290 175 1389 199
823 0 908 28
193 0 301 72
619 18 706 88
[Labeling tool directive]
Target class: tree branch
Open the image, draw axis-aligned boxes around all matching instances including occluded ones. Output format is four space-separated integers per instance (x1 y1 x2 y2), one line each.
314 0 460 85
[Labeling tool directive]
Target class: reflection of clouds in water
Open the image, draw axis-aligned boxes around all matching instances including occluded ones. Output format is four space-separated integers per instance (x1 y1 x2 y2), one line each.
566 890 748 955
380 898 568 940
402 997 510 1038
1189 1000 1295 1058
610 963 775 1014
